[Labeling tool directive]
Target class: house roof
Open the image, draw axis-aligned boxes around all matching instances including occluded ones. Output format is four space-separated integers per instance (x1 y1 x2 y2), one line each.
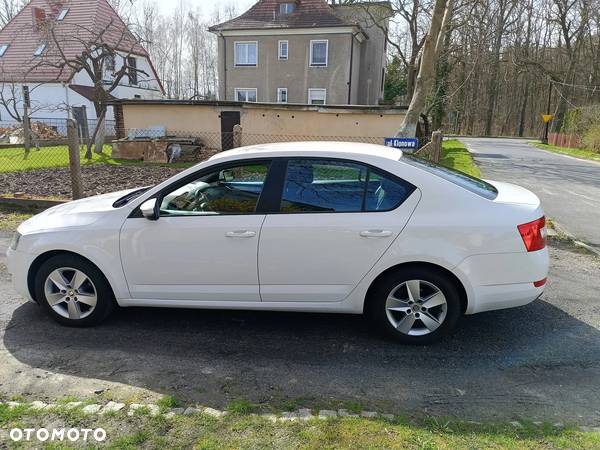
209 0 359 32
0 0 162 90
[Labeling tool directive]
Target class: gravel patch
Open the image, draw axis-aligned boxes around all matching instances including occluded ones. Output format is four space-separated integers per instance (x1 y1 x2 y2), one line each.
0 165 185 199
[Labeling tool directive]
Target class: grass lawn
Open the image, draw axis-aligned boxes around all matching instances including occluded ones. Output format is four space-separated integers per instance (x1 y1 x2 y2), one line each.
440 139 482 178
0 209 33 232
1 401 599 449
0 145 195 173
531 143 600 163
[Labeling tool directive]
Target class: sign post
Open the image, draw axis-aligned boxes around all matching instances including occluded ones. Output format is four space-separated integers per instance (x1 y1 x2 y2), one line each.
384 137 420 152
542 114 553 145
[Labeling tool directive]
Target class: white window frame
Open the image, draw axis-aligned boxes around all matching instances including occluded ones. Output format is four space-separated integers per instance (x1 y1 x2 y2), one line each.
277 88 288 103
0 44 8 57
280 3 296 14
57 8 69 21
234 41 258 67
309 40 328 67
235 88 258 102
278 40 289 60
34 42 47 57
308 88 326 105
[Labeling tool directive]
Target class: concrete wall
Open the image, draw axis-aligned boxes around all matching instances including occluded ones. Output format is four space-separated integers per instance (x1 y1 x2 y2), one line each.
120 101 406 150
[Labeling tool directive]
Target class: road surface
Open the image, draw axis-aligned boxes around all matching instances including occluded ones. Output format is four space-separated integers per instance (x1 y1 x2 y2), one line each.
461 138 600 251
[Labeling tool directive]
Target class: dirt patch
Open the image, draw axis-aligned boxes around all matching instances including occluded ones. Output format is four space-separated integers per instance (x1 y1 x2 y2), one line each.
0 165 185 199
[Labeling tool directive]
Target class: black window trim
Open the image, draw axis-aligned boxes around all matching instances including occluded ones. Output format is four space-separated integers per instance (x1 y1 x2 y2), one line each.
129 158 275 219
270 156 417 215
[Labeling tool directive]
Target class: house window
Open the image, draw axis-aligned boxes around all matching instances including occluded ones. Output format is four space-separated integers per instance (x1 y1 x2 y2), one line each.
0 44 8 57
235 88 258 102
57 8 69 21
34 42 47 56
279 3 296 14
105 54 116 73
308 88 326 105
277 88 288 103
279 40 288 60
310 40 328 67
127 57 138 85
235 42 258 67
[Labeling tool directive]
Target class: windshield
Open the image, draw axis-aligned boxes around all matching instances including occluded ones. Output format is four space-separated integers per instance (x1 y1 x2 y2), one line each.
112 187 152 208
401 155 498 200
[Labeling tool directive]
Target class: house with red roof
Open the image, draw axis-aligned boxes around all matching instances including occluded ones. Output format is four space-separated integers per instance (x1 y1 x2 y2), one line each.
209 0 392 106
0 0 164 126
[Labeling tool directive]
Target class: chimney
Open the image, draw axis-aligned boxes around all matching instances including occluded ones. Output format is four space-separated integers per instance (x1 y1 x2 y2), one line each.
32 7 47 30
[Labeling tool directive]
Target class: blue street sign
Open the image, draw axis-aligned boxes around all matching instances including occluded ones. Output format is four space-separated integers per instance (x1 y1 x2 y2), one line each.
384 137 419 151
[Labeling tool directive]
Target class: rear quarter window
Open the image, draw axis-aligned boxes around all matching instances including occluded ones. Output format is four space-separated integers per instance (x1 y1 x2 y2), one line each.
401 155 498 200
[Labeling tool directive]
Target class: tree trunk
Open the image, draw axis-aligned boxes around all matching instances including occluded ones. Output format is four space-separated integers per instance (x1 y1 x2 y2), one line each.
94 116 106 154
397 0 450 138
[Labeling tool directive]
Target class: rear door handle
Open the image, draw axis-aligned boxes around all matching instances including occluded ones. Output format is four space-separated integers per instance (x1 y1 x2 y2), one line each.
226 230 256 238
360 230 393 238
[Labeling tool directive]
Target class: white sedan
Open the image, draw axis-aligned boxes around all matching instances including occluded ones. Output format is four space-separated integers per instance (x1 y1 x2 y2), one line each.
6 142 549 344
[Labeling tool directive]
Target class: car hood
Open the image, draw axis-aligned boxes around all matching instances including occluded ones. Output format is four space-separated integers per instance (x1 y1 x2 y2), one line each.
18 189 139 235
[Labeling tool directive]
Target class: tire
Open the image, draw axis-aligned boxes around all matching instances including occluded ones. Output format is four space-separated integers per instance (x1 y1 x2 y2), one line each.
368 267 462 344
34 254 115 327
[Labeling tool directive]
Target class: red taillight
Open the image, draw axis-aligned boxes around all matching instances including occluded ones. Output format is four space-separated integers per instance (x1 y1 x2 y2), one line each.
518 216 547 252
534 278 547 288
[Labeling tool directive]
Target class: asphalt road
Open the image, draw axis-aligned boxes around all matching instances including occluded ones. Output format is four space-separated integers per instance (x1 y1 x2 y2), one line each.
2 235 600 424
460 138 600 251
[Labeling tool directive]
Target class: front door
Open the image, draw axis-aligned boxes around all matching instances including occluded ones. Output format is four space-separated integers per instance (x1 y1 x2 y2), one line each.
120 161 271 302
258 158 420 302
221 111 241 151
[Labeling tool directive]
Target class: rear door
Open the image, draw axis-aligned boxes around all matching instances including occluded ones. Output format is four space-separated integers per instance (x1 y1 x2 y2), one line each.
258 158 420 303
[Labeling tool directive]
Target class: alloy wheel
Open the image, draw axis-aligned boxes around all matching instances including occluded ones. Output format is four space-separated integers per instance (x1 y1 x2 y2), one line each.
385 279 448 336
44 267 98 320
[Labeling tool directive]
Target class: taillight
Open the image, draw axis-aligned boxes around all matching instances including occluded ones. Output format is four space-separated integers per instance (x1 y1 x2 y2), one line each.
518 217 547 252
534 278 547 288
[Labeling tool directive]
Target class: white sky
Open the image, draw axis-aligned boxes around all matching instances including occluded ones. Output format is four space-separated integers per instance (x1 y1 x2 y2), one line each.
155 0 256 20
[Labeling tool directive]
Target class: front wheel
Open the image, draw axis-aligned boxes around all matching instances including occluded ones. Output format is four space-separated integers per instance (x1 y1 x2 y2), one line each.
369 267 462 344
34 254 115 327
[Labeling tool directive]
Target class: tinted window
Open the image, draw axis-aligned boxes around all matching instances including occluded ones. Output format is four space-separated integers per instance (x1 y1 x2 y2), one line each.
402 155 498 200
280 159 415 213
160 163 269 215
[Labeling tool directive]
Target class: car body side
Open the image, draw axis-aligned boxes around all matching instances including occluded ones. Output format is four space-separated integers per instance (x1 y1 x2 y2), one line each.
6 144 549 316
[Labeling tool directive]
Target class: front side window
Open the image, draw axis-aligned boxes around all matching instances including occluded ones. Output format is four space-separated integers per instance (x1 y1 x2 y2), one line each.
235 88 257 102
235 42 257 66
308 88 326 105
279 40 288 60
280 159 415 213
310 40 328 67
160 162 270 216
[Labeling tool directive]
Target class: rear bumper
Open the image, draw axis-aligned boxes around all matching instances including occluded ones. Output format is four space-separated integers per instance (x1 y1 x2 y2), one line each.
6 248 36 303
456 248 549 315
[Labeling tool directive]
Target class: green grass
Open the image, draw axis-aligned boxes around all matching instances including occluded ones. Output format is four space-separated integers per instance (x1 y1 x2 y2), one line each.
0 145 196 173
156 395 180 411
440 139 482 178
0 209 32 232
532 143 600 162
1 402 599 449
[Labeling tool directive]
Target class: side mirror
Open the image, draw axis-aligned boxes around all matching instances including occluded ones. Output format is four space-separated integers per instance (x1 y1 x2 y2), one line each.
140 198 159 221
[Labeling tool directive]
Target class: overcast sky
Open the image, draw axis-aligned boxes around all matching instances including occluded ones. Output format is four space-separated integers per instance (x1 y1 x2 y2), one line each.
155 0 256 20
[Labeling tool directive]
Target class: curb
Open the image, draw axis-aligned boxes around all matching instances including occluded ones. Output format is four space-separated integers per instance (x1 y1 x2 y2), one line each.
1 401 598 432
551 221 600 257
0 196 66 213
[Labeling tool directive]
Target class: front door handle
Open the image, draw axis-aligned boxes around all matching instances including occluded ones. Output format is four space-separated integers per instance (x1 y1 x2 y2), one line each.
226 230 256 238
360 230 393 238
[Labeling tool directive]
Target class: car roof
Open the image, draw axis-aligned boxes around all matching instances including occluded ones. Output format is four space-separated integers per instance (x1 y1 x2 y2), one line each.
209 141 404 162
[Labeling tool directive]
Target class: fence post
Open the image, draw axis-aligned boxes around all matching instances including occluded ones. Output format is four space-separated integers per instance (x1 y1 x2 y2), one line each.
431 130 443 163
67 119 83 200
23 105 32 153
233 124 242 149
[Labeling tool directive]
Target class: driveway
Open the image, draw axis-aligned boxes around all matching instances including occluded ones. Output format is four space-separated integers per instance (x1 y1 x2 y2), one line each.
460 138 600 251
2 235 600 424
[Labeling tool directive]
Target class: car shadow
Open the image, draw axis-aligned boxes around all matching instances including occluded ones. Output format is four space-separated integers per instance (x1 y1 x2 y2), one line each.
4 297 600 423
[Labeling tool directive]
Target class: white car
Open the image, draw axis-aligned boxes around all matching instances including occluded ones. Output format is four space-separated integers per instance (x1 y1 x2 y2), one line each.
6 142 549 344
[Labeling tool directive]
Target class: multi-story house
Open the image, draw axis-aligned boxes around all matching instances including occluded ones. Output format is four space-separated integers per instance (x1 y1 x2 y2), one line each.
0 0 164 125
209 0 392 106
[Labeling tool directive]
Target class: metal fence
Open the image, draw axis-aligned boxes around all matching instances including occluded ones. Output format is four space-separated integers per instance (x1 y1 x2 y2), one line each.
0 118 117 143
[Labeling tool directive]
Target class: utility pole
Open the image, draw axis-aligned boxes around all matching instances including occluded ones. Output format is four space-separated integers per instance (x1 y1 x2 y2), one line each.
542 81 553 145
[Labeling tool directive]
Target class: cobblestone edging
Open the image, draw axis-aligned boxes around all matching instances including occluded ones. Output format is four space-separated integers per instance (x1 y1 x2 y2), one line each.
1 401 599 432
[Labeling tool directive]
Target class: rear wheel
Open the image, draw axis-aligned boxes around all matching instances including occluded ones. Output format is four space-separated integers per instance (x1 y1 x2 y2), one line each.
369 267 462 344
34 255 115 327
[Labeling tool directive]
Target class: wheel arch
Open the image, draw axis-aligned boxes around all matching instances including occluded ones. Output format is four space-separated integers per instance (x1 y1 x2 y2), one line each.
27 250 116 303
364 261 468 315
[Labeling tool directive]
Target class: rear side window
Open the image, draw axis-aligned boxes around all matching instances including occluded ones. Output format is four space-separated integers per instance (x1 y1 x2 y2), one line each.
280 159 415 213
402 155 498 200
